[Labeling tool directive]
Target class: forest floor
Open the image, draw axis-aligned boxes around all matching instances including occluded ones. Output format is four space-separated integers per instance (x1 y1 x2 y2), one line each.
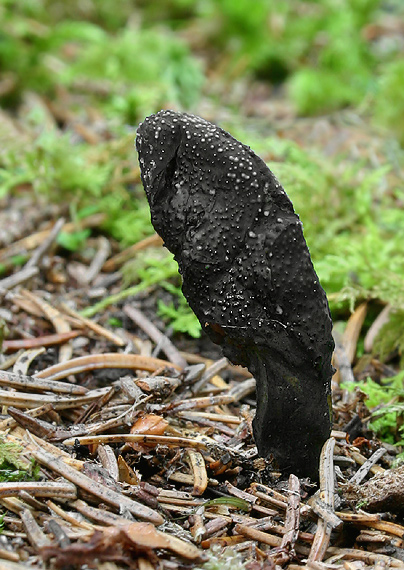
1 97 404 569
1 2 404 566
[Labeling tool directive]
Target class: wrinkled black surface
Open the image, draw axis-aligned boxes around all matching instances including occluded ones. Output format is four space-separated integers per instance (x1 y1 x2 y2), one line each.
136 110 334 479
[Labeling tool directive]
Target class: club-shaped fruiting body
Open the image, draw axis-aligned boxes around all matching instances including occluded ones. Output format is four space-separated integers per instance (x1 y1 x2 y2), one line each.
136 110 334 479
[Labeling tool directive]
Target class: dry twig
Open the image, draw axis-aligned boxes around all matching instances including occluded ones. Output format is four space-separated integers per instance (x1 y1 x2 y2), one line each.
308 438 336 563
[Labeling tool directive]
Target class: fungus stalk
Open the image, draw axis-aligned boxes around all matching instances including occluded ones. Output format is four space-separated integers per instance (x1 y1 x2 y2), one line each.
136 110 334 479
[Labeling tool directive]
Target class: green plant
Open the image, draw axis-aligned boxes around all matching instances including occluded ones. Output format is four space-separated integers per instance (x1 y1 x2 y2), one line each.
120 251 202 337
0 4 204 122
81 250 180 317
288 68 362 115
158 283 201 338
347 372 404 446
1 129 110 200
286 0 377 114
107 317 123 328
60 26 203 121
184 0 381 114
0 113 153 248
57 229 91 252
121 249 178 287
375 59 404 146
0 254 29 277
0 437 39 480
99 194 154 246
0 462 39 483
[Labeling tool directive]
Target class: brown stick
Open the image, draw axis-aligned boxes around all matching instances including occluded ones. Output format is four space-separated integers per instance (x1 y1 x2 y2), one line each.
102 234 163 272
280 474 301 554
27 435 164 525
34 352 182 381
124 305 187 368
308 438 336 562
2 330 81 352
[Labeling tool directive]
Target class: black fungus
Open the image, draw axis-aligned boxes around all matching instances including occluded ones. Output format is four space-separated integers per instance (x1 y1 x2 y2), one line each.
136 110 334 479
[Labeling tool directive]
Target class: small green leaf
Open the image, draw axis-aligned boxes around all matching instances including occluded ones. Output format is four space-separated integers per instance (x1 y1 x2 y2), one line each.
57 229 91 252
158 299 201 338
0 437 32 474
107 317 123 328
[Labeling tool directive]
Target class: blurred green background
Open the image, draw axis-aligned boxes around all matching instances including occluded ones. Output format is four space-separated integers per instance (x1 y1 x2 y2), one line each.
1 0 404 414
1 0 404 127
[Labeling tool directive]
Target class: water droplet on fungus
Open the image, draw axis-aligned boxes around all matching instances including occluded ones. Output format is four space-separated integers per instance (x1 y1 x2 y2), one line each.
136 110 334 479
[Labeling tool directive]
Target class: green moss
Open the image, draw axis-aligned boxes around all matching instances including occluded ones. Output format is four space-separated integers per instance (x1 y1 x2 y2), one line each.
345 372 404 446
0 437 39 480
158 292 202 339
0 6 203 121
1 130 110 199
288 68 363 115
375 59 404 145
57 229 91 252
